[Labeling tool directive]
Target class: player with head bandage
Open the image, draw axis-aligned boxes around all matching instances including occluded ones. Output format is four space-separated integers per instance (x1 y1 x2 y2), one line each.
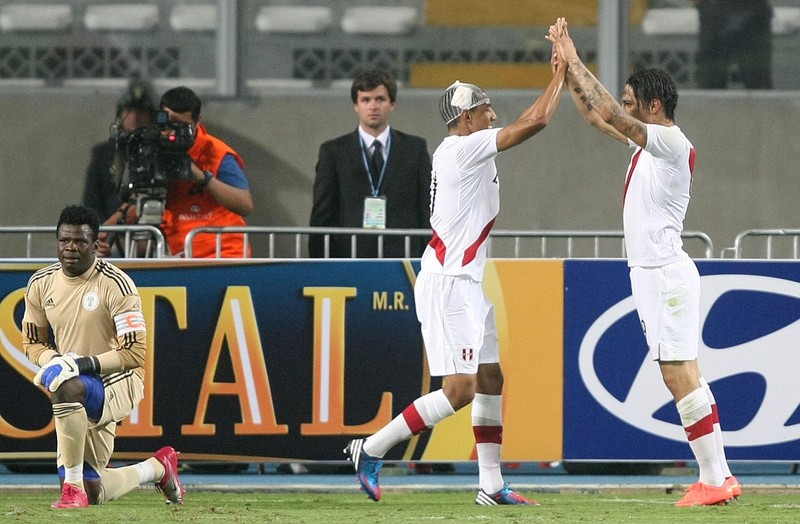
23 204 184 509
344 38 567 506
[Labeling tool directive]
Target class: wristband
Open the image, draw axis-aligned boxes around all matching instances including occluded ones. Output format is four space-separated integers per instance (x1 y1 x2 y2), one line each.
75 355 100 374
200 171 213 187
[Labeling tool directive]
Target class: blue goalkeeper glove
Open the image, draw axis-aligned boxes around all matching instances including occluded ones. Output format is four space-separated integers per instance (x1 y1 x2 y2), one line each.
33 354 99 392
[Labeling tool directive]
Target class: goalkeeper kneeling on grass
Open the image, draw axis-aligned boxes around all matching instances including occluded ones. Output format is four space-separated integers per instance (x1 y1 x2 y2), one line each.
23 204 185 509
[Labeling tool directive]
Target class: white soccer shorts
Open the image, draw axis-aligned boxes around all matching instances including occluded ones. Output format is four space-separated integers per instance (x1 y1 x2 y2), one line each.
629 254 701 362
414 271 499 377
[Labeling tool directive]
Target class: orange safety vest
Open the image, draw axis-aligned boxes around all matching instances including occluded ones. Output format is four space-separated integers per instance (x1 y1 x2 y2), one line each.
162 124 250 258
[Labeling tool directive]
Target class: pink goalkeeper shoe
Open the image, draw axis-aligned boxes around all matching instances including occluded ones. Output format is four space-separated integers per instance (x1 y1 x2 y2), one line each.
153 446 185 505
51 483 88 509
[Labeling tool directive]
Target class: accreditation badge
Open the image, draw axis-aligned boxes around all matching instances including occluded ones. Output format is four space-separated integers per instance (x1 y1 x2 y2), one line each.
363 196 387 229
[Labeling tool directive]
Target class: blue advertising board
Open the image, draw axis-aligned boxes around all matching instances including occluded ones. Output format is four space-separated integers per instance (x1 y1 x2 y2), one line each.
2 257 799 462
564 259 800 460
0 260 431 461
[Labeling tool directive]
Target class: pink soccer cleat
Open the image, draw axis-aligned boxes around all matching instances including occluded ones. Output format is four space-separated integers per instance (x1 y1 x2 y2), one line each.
153 446 185 505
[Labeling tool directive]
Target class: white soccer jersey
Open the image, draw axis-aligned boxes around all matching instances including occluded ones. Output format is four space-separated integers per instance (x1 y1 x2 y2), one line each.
421 128 501 281
623 124 695 267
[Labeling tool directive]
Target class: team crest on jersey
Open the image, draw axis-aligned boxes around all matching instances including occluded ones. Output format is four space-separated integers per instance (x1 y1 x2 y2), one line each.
461 348 474 362
82 292 100 312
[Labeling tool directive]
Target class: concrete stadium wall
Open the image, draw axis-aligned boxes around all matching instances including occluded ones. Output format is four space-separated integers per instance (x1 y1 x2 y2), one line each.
1 87 798 257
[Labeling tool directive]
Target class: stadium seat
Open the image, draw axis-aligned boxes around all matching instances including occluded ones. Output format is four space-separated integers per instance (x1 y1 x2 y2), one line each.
772 7 800 34
61 78 130 90
642 7 800 35
0 78 46 88
84 4 160 31
641 8 698 35
0 4 73 31
340 7 418 35
246 78 315 91
255 6 332 34
170 3 216 32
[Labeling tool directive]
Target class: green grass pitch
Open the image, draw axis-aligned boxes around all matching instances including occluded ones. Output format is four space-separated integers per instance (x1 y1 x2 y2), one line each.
2 488 800 523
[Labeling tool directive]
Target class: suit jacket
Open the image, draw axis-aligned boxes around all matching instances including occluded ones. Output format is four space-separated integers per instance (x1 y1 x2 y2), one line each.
309 128 432 258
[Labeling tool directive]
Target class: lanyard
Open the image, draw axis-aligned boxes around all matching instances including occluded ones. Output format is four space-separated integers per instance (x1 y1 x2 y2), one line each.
360 134 391 197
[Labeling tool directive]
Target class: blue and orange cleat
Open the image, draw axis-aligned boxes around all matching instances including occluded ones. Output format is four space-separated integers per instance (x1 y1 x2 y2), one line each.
344 438 383 501
475 484 538 506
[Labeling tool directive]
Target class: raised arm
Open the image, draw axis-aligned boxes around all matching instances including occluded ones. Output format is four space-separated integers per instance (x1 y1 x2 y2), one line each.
548 18 645 147
495 44 566 152
565 72 628 144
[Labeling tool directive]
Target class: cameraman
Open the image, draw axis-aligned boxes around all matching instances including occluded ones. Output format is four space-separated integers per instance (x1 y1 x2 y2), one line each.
104 86 253 258
83 79 157 223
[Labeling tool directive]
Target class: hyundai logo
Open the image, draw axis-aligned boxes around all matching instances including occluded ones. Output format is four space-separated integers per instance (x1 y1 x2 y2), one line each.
579 274 800 446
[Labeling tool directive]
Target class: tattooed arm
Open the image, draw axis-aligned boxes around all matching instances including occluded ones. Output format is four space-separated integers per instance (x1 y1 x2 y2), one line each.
548 17 645 147
564 71 627 144
565 63 630 145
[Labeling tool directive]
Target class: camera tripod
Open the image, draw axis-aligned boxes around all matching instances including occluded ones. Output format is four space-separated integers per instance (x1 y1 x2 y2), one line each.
108 188 168 258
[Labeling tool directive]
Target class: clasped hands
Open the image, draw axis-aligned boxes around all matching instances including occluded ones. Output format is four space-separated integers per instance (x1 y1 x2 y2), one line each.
33 353 80 392
546 17 579 67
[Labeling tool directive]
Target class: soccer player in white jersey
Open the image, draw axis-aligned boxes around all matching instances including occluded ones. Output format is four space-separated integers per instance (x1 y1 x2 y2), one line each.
23 204 184 509
548 18 739 507
344 46 566 505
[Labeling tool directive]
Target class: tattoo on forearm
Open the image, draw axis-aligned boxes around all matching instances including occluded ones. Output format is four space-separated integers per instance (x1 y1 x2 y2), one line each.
570 63 612 113
569 59 645 142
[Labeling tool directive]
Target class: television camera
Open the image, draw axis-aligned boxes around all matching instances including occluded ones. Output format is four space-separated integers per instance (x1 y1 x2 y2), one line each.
112 109 195 228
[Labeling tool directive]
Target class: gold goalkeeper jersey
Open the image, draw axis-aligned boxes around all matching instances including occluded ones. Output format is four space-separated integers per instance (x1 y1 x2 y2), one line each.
22 258 146 378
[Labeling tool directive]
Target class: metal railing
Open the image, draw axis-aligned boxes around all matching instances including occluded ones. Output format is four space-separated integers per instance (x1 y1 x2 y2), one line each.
722 229 800 259
0 224 718 260
0 225 166 259
184 227 715 260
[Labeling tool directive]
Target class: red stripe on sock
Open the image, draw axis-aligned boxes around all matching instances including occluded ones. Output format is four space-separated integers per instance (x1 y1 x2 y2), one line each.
473 425 503 444
710 402 720 424
402 405 428 435
684 413 715 441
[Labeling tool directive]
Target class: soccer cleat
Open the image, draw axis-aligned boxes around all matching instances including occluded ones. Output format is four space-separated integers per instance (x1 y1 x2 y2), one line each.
51 482 88 509
475 484 539 506
343 438 383 501
153 446 185 505
724 475 742 500
675 481 733 507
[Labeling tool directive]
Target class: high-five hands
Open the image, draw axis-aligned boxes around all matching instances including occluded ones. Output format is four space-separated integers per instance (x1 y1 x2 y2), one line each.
546 17 579 66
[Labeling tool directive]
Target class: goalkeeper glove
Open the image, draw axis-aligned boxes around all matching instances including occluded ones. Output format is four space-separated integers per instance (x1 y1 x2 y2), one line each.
33 354 100 392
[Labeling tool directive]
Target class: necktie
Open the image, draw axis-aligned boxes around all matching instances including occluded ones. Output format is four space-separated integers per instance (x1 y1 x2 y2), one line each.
369 140 384 188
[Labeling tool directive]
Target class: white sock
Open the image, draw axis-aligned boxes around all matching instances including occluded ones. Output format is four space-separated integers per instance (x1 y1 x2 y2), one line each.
64 465 83 485
472 393 504 494
700 377 733 478
676 387 724 486
365 390 454 458
134 460 157 484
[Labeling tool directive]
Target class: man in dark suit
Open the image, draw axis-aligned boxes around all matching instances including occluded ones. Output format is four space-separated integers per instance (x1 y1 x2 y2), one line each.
309 69 432 258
